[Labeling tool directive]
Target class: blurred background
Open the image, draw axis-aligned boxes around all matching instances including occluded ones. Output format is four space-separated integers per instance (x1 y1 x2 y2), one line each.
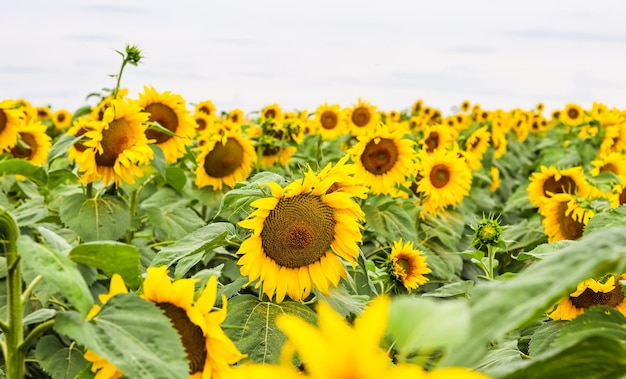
1 0 625 115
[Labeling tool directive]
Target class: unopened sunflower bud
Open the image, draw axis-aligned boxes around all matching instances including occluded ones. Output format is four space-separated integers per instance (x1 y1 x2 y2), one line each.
472 215 502 249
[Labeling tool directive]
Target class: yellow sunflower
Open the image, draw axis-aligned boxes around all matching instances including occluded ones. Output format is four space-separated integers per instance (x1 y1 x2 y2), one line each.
389 239 431 292
313 103 346 140
52 108 73 130
590 151 626 177
539 193 594 242
0 99 22 151
599 124 626 155
193 112 214 134
490 166 501 192
411 99 423 115
138 86 196 163
90 88 129 121
345 98 380 136
348 123 418 195
560 103 585 126
464 125 491 160
78 99 154 186
66 117 94 163
608 177 626 208
194 127 257 190
548 274 626 320
9 119 52 165
236 163 366 303
491 127 508 159
195 99 217 118
460 100 471 113
227 108 245 126
416 149 473 216
527 166 591 209
419 123 456 154
34 105 51 121
260 103 283 122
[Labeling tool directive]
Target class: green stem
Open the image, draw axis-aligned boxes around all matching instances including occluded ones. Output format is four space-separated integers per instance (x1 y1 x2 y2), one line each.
21 319 55 354
1 208 25 378
85 182 93 198
487 245 497 279
125 188 139 244
112 60 127 99
21 274 43 305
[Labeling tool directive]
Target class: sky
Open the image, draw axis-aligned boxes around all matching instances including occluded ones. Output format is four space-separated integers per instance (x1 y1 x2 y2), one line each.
1 0 626 116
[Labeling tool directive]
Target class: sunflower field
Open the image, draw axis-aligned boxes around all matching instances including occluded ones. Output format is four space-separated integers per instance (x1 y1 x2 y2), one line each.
1 45 626 379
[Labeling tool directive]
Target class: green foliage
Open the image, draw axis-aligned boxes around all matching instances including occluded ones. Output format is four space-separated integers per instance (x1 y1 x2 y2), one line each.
0 158 47 185
59 193 130 242
35 335 89 379
68 241 142 289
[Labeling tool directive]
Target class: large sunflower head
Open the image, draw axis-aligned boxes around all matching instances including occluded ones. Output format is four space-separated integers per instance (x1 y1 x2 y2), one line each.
538 193 594 242
9 119 52 165
389 239 431 293
237 162 366 303
527 166 591 208
345 98 380 136
416 149 473 217
138 86 196 163
78 99 154 186
0 99 23 152
348 123 418 195
313 103 346 140
548 274 626 320
194 127 257 190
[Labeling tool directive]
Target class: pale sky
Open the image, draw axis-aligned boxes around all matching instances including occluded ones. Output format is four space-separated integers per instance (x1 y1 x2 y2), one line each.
2 0 626 115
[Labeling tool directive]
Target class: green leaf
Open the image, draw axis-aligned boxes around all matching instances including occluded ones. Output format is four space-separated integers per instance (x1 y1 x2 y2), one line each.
439 226 626 368
553 306 626 349
387 296 470 358
59 193 130 242
18 236 93 316
150 222 234 277
528 321 565 357
421 280 473 298
149 144 167 177
68 241 142 290
23 308 56 326
363 202 417 242
517 240 575 261
0 158 47 185
584 205 626 236
12 197 49 226
145 206 205 240
223 294 317 364
165 166 187 192
35 335 89 379
47 134 82 163
312 284 368 318
54 293 188 379
477 336 523 375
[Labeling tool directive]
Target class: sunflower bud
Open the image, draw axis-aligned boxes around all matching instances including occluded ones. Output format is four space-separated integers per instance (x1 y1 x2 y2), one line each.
472 214 503 249
124 44 143 66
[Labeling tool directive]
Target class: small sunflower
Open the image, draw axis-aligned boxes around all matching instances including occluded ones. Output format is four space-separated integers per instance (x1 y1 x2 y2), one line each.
527 166 591 208
52 108 73 130
548 274 626 320
599 124 626 155
491 128 508 159
348 123 418 195
34 105 51 121
411 99 424 115
590 152 626 177
608 177 626 208
0 100 22 151
227 108 245 126
489 166 501 192
139 86 196 163
194 127 257 190
90 89 129 121
237 163 366 302
66 117 94 163
193 112 214 134
78 99 154 186
560 103 585 126
345 98 380 136
539 193 593 242
313 103 346 140
464 125 491 160
389 239 431 292
195 99 217 117
460 100 471 112
419 123 455 154
9 119 52 165
260 103 283 122
416 149 473 216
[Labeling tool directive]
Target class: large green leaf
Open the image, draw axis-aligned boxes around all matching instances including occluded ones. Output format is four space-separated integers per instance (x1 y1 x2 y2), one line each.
145 206 205 240
18 236 93 316
0 158 47 185
439 226 626 368
68 241 142 290
552 306 626 349
59 193 130 242
54 293 188 379
223 294 317 364
363 201 418 242
35 335 89 379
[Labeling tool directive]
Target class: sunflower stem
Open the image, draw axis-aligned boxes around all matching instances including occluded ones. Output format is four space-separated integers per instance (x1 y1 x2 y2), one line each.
85 182 93 198
21 319 54 354
125 188 139 244
487 245 497 279
21 274 43 305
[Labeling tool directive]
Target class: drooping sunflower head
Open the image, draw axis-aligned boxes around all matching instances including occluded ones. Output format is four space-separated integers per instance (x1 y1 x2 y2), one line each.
78 99 154 186
194 127 257 190
194 99 217 117
237 162 366 302
560 103 585 126
193 112 214 134
548 274 626 320
346 98 380 136
348 123 418 195
411 99 424 115
138 86 196 163
314 103 346 140
389 239 431 292
527 165 591 208
0 100 23 152
9 119 52 165
538 193 594 242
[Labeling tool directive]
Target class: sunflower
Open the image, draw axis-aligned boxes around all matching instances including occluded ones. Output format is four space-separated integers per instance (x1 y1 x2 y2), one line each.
527 166 591 209
548 274 626 320
590 152 626 177
194 127 257 190
560 103 585 126
419 123 455 154
236 163 366 303
66 117 93 163
52 108 73 130
34 105 51 121
90 88 129 121
138 86 196 163
539 193 594 242
599 124 626 155
0 100 22 151
345 98 380 136
416 149 473 216
9 119 51 165
313 103 346 140
227 108 245 126
608 177 626 208
491 127 508 159
193 112 214 134
195 99 217 117
411 99 423 115
489 166 500 192
348 123 418 195
78 99 154 186
460 100 471 112
389 239 431 292
260 103 283 122
464 125 491 160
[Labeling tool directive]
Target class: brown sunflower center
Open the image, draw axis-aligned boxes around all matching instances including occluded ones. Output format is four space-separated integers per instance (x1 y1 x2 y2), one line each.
543 176 576 197
567 108 580 120
10 133 37 159
230 113 240 123
260 194 336 268
157 302 207 375
145 103 179 144
0 110 7 133
198 105 213 116
620 187 626 206
95 119 132 167
73 128 88 152
57 113 66 123
395 257 410 276
424 132 440 153
600 163 617 174
203 138 244 178
351 107 371 127
569 283 625 309
360 138 398 175
557 202 584 240
430 164 451 188
195 118 207 131
320 111 339 130
264 109 276 119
